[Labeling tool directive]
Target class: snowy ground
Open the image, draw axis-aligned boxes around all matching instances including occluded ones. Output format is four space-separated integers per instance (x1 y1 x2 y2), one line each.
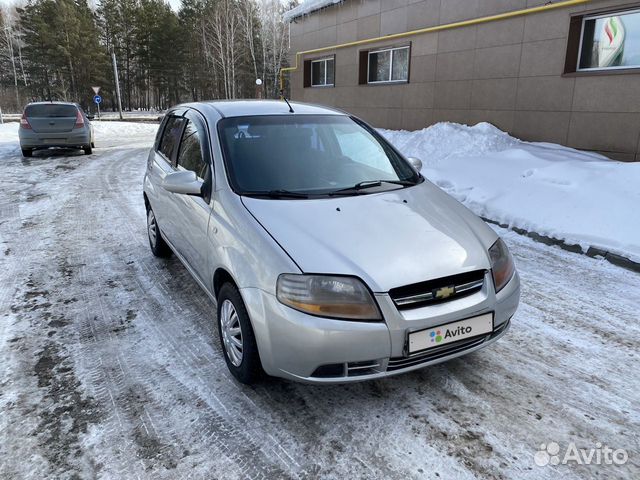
1 122 638 479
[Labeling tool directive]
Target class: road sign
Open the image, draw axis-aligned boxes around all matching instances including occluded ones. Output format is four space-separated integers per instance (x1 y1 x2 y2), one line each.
92 86 101 94
93 95 102 104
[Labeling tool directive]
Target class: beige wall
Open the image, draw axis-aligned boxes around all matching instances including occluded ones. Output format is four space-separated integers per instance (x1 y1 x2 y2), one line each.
288 0 640 161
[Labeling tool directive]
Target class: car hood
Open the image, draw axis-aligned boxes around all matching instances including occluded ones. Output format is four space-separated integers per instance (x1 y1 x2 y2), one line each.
241 182 497 292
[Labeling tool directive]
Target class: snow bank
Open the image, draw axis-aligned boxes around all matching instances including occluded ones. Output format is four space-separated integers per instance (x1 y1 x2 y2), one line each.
380 123 640 262
0 122 20 157
283 0 343 21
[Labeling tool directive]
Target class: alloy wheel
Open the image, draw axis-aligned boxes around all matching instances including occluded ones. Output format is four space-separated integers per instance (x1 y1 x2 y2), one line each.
147 209 157 249
220 299 243 367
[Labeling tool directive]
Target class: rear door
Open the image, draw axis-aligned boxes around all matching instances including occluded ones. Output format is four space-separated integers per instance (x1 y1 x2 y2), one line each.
171 110 214 283
147 111 187 245
25 104 78 133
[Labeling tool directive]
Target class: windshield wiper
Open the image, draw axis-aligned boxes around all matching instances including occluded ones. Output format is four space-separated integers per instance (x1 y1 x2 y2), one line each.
328 179 416 196
244 189 310 199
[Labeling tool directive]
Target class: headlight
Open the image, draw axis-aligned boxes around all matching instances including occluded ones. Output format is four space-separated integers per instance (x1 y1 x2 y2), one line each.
276 274 382 321
489 238 515 293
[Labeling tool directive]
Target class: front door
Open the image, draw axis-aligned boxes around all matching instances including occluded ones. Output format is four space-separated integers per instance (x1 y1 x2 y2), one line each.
171 110 214 285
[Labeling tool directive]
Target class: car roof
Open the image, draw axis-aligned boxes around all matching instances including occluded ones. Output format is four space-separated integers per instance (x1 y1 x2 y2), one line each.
26 101 79 107
177 100 346 119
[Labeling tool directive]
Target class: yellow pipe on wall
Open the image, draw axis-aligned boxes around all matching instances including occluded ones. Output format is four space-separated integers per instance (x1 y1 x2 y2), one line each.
280 0 592 93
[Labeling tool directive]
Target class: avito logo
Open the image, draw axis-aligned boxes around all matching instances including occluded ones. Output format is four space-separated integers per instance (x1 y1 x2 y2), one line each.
430 325 473 343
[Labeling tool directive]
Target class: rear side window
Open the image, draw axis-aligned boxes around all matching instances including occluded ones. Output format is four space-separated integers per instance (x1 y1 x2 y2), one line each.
177 120 209 180
25 104 78 117
158 116 186 162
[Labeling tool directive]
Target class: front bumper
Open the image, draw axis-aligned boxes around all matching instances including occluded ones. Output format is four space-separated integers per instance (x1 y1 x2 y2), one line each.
242 271 520 384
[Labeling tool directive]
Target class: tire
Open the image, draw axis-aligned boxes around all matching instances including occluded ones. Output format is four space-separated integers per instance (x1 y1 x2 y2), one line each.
91 141 95 148
217 283 263 384
83 145 92 155
146 207 171 257
21 148 32 157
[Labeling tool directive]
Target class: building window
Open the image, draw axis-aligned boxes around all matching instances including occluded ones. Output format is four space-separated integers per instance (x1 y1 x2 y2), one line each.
577 9 640 71
367 46 410 84
304 57 334 87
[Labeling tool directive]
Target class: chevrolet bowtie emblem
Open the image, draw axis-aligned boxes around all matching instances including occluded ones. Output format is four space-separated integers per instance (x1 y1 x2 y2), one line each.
434 285 455 300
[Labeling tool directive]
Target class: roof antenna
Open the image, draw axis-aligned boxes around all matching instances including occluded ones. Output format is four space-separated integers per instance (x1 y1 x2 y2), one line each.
280 90 295 113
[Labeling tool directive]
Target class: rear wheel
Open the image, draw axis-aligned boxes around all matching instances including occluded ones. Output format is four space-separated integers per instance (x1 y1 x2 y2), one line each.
21 148 32 157
83 145 92 155
146 207 171 257
217 283 263 384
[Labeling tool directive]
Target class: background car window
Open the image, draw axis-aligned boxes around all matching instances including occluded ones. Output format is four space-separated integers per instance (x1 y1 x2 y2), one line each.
159 116 186 162
25 104 78 117
177 120 209 180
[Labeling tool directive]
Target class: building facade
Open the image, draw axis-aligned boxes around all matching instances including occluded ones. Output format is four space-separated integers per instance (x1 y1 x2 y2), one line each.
286 0 640 161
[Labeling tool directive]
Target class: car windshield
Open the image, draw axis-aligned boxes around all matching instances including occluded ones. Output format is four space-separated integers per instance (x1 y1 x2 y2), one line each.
25 104 78 118
217 115 420 197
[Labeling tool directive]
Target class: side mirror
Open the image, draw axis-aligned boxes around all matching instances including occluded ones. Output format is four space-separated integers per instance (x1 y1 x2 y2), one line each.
162 170 203 196
407 157 423 172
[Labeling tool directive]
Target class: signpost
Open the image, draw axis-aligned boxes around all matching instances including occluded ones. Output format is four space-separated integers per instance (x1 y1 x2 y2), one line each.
93 90 102 120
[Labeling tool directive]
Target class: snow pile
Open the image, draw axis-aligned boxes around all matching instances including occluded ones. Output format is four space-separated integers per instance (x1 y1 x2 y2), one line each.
381 123 640 262
0 122 20 157
283 0 343 21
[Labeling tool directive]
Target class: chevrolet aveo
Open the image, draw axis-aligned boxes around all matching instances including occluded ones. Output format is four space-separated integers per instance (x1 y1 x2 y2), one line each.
143 100 520 384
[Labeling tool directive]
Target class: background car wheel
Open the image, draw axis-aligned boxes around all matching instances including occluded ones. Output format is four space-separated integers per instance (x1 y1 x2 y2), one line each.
91 141 95 148
146 207 171 257
217 283 263 384
21 148 32 157
83 145 92 155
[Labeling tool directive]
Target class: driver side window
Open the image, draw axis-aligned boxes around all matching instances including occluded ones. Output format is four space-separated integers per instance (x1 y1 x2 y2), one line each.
177 120 209 181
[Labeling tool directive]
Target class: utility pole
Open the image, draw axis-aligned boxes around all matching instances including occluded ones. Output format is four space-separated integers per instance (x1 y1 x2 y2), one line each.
112 50 123 120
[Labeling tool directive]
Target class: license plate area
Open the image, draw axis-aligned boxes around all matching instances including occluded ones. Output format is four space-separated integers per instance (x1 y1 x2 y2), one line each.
407 312 494 355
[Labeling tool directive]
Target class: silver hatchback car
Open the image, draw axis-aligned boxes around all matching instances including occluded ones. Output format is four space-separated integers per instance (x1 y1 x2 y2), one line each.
143 100 520 384
19 101 94 157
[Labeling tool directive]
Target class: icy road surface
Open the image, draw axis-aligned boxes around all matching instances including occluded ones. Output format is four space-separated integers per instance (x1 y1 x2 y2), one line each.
0 123 638 479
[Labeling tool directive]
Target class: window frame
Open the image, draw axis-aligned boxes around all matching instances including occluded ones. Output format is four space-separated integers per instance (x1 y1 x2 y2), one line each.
176 120 208 181
310 56 335 87
157 113 187 166
576 7 640 73
177 109 215 202
367 45 411 85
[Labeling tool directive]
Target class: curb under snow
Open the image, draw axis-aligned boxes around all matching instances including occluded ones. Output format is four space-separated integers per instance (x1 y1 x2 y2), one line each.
483 217 640 274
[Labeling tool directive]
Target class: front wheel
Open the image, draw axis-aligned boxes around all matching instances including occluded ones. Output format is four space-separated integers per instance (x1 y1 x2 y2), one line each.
21 148 32 157
217 283 263 384
146 207 171 257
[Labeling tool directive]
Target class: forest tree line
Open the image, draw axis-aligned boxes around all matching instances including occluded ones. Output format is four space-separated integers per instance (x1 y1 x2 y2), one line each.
0 0 297 114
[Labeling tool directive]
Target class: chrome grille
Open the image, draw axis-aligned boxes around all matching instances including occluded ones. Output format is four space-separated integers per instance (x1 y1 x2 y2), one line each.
389 270 485 310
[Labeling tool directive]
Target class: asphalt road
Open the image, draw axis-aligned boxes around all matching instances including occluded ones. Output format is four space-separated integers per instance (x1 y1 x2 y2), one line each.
1 129 638 479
